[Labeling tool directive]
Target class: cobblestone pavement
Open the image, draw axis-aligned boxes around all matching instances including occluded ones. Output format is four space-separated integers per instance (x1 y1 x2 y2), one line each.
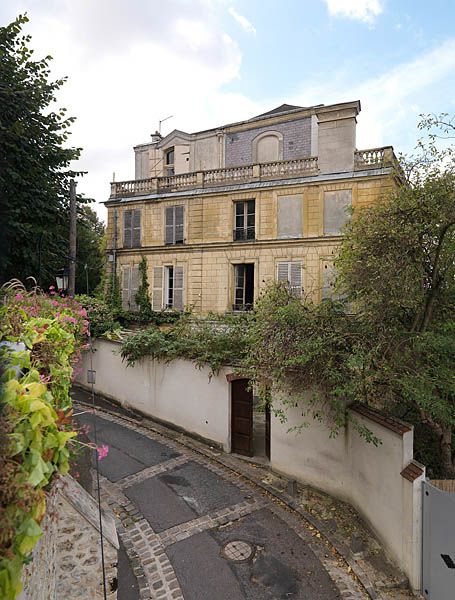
75 402 369 600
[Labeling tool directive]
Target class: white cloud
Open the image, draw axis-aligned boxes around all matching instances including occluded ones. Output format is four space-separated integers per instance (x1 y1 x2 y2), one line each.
1 0 262 220
323 0 383 23
228 7 256 35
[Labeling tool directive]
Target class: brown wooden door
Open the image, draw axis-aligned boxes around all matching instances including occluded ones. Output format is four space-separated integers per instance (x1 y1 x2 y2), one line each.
265 401 271 460
231 379 253 456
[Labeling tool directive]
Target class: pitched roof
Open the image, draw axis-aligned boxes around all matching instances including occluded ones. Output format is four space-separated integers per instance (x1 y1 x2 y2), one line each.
253 104 304 118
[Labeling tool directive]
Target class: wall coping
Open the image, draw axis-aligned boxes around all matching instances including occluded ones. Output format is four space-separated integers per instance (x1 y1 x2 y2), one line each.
350 403 412 436
401 460 425 482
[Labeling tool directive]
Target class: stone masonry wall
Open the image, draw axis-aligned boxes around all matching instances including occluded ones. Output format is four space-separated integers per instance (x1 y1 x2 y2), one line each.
225 117 312 167
20 478 118 600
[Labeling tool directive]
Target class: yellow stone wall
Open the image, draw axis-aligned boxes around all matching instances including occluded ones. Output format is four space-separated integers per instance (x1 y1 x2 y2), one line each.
108 174 395 314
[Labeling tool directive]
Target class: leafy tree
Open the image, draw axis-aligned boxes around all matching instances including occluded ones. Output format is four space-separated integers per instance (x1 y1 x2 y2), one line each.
135 256 152 320
75 206 105 295
0 15 85 287
336 115 455 476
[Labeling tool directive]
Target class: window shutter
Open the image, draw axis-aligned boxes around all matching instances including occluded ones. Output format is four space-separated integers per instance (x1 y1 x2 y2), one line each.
290 262 302 297
123 211 132 248
121 266 131 310
152 266 163 311
130 266 139 311
322 263 337 299
132 209 141 247
277 262 289 283
175 206 184 243
173 266 184 311
165 207 174 244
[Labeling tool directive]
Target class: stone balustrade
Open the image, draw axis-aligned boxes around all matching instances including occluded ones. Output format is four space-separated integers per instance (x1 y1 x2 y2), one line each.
110 149 394 199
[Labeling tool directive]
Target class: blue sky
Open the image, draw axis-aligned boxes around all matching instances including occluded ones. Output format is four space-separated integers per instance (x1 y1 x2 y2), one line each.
1 0 454 219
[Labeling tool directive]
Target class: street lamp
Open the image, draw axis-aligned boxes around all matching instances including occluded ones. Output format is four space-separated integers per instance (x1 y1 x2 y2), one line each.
55 267 69 294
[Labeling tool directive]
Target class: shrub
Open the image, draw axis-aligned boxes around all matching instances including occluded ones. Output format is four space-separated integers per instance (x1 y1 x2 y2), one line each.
0 286 84 599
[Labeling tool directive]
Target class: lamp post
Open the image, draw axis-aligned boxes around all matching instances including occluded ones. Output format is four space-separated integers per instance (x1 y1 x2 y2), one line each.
55 267 69 295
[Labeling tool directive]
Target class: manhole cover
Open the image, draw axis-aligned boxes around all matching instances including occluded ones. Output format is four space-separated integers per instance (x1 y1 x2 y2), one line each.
220 540 255 563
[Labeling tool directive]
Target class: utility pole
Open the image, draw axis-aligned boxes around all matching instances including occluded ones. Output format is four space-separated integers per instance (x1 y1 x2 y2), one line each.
68 179 77 296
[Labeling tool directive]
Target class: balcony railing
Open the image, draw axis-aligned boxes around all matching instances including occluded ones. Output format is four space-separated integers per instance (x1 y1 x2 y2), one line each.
233 227 255 242
110 148 396 199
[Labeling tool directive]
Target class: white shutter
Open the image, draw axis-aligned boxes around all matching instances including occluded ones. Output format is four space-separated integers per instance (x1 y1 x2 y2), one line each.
121 266 131 310
322 263 337 299
175 206 184 243
173 266 184 311
277 262 289 283
290 262 302 298
152 266 163 311
130 266 139 311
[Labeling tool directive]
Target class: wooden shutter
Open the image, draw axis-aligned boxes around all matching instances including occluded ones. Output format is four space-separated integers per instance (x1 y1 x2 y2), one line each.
132 209 141 247
175 206 184 243
277 262 289 283
173 266 184 311
123 211 132 248
290 261 302 297
165 207 174 244
121 266 131 310
152 266 163 311
130 266 139 311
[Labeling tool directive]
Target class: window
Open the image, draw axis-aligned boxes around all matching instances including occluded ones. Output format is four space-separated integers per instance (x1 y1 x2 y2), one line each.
165 205 184 245
165 147 175 176
322 262 337 300
152 265 184 310
121 265 139 311
234 200 255 241
233 264 254 311
123 209 141 248
277 262 302 298
277 195 303 239
323 190 352 235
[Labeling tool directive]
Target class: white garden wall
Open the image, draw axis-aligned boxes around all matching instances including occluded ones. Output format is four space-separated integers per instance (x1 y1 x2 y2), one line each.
75 339 231 451
271 397 425 590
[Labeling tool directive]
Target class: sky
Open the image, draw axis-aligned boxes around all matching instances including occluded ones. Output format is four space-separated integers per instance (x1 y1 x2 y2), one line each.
2 0 455 221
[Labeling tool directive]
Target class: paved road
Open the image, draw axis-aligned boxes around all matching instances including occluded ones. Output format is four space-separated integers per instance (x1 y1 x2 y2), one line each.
75 403 366 600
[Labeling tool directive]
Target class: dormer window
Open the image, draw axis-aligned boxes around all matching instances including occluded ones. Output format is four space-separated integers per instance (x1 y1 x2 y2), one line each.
165 147 175 176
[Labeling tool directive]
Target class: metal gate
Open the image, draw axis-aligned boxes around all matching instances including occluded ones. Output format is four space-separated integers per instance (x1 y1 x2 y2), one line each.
422 480 455 599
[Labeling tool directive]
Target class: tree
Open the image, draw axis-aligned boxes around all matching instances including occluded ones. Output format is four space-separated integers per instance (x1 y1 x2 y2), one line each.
336 115 455 476
75 206 105 295
135 256 152 321
0 15 85 287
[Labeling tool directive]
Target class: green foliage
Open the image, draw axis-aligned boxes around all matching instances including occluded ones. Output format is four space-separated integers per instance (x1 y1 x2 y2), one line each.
75 206 105 295
0 15 86 287
0 287 84 599
104 269 122 313
135 257 152 321
75 294 118 338
121 313 250 374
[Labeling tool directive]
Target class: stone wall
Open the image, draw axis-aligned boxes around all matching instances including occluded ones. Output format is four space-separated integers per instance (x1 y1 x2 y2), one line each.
20 477 118 600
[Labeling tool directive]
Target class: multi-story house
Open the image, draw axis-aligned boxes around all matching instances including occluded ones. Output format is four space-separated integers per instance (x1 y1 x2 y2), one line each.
106 100 398 314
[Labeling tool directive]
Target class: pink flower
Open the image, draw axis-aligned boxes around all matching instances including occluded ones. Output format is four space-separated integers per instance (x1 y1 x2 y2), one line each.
49 285 55 290
51 300 59 307
96 445 109 460
15 293 24 300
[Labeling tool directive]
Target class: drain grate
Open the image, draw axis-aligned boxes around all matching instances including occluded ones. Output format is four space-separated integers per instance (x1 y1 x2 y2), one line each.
220 540 255 563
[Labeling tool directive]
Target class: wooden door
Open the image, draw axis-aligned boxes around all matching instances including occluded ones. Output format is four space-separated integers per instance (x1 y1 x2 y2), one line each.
265 401 271 460
231 379 253 456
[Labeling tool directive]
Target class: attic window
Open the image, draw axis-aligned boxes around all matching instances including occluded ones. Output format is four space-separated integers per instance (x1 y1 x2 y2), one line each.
165 147 175 176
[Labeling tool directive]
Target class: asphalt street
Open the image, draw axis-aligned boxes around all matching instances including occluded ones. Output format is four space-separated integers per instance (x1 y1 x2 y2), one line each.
75 405 360 600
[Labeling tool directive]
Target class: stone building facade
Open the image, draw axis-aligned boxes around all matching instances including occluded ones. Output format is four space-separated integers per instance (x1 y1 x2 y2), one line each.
106 101 398 314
